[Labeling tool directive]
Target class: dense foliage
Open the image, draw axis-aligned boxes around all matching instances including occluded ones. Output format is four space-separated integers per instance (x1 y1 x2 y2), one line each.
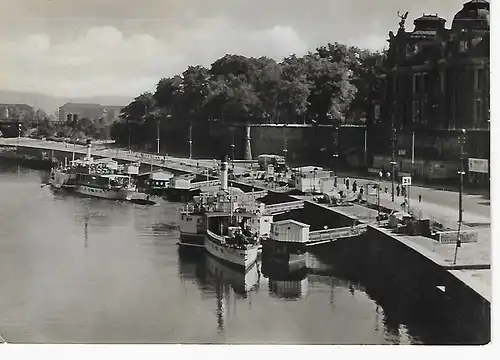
111 42 386 147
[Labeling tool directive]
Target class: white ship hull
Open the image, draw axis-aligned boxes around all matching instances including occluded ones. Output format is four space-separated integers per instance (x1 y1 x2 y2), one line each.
74 185 136 201
205 230 259 272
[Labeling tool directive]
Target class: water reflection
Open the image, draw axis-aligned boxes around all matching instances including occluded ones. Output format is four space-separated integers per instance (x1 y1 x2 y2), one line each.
177 249 260 297
204 255 260 296
262 264 309 300
0 166 486 344
84 213 89 248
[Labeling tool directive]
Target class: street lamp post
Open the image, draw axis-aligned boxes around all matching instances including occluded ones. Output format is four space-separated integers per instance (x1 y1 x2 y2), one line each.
127 116 131 151
283 124 288 166
333 125 339 176
231 127 235 169
453 129 467 265
156 119 160 154
391 126 397 202
411 130 415 175
313 167 318 194
188 123 193 159
377 183 381 224
364 127 368 167
17 122 21 150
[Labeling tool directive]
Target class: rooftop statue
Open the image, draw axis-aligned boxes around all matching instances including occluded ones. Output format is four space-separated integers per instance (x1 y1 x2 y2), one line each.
397 11 409 31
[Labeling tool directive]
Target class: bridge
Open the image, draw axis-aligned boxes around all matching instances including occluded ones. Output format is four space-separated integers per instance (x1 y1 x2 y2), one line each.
0 118 367 127
0 118 40 125
230 123 366 128
307 224 368 246
0 118 66 126
190 179 222 191
264 200 305 214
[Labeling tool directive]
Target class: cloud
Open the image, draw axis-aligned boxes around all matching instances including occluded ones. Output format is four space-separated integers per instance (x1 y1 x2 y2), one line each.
0 22 307 98
0 0 466 98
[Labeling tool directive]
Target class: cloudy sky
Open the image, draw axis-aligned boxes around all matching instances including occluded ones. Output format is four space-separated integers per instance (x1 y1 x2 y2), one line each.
0 0 470 98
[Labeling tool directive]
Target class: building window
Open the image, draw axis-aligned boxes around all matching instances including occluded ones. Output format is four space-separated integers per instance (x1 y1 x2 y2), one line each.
440 71 445 93
413 73 426 95
412 100 420 124
460 40 469 53
475 69 485 91
475 98 482 125
421 95 428 125
406 44 419 57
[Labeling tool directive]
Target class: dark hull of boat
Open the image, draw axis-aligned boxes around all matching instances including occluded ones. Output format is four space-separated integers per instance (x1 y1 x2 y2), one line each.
178 232 205 248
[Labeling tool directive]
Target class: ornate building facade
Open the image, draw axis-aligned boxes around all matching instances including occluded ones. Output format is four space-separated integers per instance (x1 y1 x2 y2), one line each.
370 0 490 183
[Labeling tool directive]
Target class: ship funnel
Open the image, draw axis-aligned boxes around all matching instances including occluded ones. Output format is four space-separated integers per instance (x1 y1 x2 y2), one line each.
220 155 228 191
86 139 92 161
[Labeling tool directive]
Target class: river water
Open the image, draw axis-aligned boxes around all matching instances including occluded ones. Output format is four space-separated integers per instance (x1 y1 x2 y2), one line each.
0 164 463 344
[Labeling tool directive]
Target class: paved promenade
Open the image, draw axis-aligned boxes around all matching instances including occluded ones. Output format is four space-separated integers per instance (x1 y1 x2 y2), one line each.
330 187 490 296
333 176 490 222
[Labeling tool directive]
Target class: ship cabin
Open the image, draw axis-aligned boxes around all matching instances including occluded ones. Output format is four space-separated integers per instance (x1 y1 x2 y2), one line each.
206 212 261 248
266 219 310 256
75 173 133 190
289 166 334 194
180 202 208 235
121 163 140 176
148 170 174 190
271 219 310 243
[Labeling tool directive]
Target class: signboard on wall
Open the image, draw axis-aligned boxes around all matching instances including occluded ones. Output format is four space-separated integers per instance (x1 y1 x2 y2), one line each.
401 176 412 186
468 158 489 174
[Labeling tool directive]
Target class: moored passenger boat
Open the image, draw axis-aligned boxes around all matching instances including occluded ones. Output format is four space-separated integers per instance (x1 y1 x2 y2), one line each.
205 211 260 272
48 139 138 201
178 202 208 248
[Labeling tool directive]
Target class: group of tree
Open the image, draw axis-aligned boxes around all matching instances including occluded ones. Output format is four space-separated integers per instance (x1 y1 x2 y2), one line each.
111 42 386 147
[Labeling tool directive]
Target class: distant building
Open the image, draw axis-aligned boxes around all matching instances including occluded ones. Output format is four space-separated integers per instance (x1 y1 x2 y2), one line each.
0 103 35 121
370 0 490 183
58 102 124 124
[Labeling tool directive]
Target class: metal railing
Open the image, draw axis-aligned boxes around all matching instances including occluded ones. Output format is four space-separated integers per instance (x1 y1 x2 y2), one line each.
308 224 367 242
265 200 304 214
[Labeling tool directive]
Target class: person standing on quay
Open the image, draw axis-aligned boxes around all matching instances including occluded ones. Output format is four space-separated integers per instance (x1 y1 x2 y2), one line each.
396 185 400 197
345 177 350 192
